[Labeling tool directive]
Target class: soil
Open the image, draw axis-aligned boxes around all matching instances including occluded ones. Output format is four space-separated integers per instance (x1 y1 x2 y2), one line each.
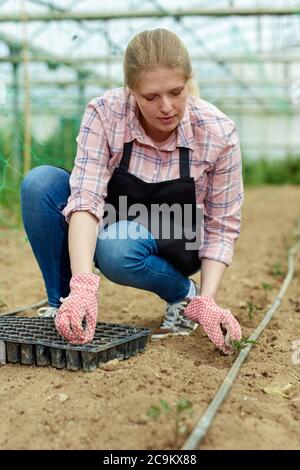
0 185 300 450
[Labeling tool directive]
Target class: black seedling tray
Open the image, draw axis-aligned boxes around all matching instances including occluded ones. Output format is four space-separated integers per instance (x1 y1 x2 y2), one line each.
0 316 151 372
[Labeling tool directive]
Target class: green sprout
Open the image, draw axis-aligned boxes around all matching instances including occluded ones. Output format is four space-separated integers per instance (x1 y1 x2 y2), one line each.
231 337 257 352
147 398 193 447
246 300 258 321
147 404 161 418
270 262 284 277
147 399 169 418
262 282 273 291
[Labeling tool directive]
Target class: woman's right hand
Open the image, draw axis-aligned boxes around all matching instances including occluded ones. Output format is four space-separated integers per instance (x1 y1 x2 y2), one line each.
184 295 242 354
54 272 100 344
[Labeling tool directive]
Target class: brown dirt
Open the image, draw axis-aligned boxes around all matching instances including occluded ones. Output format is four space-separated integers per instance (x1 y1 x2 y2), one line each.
0 185 300 450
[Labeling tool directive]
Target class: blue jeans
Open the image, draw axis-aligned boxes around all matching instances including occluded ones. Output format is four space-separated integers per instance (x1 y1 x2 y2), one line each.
20 165 197 308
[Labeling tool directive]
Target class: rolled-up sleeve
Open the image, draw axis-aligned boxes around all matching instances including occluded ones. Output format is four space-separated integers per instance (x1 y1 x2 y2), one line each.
62 98 112 225
198 124 244 266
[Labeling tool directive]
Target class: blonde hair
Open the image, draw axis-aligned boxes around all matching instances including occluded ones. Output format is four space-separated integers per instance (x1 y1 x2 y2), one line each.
124 28 199 96
187 78 200 98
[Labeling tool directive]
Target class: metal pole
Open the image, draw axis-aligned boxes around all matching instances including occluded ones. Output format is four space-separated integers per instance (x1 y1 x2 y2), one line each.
11 55 22 180
76 71 86 113
1 7 300 21
3 53 300 64
20 0 32 176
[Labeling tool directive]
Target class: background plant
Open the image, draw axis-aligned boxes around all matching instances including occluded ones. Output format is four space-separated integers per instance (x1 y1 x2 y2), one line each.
147 398 193 448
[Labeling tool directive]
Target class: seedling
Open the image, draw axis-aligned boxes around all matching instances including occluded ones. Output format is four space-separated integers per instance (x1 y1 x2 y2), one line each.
262 282 273 291
147 398 193 447
231 337 257 352
246 300 258 321
147 400 169 418
270 262 284 277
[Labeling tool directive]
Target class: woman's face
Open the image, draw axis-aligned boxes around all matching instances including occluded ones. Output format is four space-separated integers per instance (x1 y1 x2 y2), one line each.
131 66 188 142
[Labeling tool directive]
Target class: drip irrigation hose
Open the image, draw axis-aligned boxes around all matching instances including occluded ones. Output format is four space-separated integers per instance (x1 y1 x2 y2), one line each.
0 298 48 317
0 270 101 318
182 239 300 450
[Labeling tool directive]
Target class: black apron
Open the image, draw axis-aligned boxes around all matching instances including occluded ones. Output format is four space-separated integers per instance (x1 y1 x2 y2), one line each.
103 141 202 277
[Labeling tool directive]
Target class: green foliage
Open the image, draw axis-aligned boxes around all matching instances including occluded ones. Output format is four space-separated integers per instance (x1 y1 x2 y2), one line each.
176 398 192 414
0 116 80 225
242 155 300 185
262 282 273 291
147 405 161 418
231 337 257 352
31 117 80 171
160 399 171 414
270 262 285 277
147 398 193 447
246 300 258 321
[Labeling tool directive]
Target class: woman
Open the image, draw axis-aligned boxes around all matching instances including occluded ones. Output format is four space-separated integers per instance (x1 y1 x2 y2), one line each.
21 29 243 354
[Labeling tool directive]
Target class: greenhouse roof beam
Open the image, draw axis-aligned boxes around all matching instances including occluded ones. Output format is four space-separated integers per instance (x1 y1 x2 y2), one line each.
1 7 300 22
2 53 300 64
3 78 293 87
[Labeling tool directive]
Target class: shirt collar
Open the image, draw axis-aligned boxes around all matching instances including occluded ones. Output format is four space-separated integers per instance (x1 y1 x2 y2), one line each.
176 100 195 151
127 93 195 151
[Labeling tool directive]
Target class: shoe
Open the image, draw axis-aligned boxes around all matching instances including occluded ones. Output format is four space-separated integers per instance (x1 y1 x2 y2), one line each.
151 280 199 340
37 306 58 318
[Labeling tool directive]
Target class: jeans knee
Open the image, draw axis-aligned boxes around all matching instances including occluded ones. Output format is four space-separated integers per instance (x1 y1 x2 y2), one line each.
96 238 131 281
95 221 158 282
20 165 70 201
21 166 53 196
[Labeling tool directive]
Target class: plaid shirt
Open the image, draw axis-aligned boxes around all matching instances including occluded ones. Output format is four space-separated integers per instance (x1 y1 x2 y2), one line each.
63 88 244 266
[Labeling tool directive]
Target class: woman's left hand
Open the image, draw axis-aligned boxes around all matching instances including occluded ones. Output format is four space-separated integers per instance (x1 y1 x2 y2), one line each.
183 295 242 354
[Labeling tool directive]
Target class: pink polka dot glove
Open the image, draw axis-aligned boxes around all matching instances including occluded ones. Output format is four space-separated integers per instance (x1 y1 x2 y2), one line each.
184 296 242 354
54 272 100 345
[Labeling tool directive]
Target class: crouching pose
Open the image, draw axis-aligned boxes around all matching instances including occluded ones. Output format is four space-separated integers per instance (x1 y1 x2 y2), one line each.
20 29 243 354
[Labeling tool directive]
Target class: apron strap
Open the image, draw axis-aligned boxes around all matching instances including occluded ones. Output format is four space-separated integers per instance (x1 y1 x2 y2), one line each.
119 141 190 178
119 141 134 171
179 147 190 178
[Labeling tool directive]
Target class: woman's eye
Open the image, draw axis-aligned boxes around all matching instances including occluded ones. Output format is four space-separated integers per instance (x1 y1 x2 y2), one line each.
144 91 182 101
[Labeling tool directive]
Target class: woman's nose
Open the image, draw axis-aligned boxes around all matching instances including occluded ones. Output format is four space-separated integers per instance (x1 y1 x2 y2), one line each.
160 97 173 114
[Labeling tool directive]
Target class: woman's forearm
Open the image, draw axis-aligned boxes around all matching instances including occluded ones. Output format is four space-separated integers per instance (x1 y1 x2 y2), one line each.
199 258 227 298
68 211 99 274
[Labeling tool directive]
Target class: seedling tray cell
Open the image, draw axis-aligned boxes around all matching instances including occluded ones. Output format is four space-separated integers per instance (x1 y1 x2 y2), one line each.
0 317 151 372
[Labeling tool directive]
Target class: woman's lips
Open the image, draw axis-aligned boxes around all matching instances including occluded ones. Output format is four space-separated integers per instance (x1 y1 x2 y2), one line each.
158 115 176 124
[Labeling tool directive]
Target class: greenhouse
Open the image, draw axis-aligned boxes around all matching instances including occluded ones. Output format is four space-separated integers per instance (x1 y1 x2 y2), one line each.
0 0 300 454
